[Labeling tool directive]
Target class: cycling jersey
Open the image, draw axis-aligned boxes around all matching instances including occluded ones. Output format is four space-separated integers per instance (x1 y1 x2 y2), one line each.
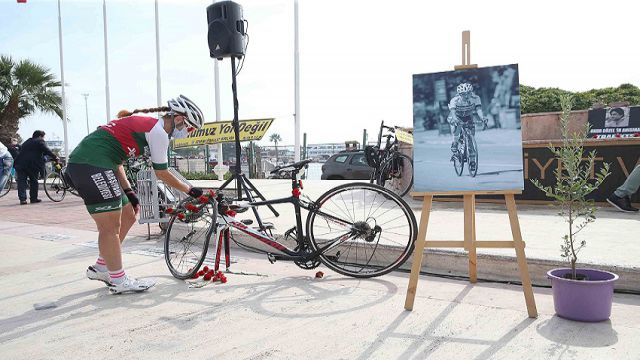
448 94 482 119
67 115 168 214
69 116 169 170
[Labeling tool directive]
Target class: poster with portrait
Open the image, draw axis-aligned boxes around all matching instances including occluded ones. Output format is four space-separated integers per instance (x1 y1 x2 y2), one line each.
587 106 640 139
412 64 524 192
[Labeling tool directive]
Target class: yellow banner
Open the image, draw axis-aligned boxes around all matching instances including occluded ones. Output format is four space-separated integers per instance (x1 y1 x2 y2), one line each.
173 118 274 148
395 129 413 144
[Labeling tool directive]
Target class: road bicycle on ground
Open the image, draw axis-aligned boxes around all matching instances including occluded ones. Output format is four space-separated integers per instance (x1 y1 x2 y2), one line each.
450 117 487 178
164 159 417 279
365 121 414 197
43 161 79 202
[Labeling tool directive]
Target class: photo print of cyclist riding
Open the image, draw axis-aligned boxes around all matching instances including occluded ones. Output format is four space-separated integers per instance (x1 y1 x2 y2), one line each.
412 64 524 192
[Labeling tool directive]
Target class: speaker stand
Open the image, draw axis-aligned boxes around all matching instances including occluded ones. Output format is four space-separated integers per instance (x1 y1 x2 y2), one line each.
216 57 279 225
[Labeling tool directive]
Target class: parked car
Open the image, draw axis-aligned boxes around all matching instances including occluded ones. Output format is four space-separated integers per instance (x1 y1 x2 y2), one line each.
321 150 374 180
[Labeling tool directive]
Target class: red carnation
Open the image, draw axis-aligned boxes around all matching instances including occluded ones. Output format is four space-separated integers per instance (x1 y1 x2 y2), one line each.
165 207 174 214
177 213 186 220
208 190 216 197
203 273 213 281
199 195 209 204
203 266 209 273
225 210 237 217
197 270 205 276
220 277 227 284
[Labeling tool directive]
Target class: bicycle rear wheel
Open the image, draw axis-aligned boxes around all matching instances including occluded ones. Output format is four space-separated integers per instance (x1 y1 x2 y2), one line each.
44 172 66 202
306 182 417 278
0 176 11 198
377 153 413 197
164 201 215 279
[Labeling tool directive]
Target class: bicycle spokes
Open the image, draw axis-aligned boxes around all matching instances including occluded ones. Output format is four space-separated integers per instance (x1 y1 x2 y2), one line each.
307 183 416 278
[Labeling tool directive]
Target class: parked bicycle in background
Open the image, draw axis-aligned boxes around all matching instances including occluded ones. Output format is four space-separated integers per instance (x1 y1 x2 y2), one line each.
43 160 79 202
365 121 414 197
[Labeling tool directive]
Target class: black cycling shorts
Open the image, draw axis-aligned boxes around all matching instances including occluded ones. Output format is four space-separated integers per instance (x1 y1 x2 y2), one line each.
65 163 129 214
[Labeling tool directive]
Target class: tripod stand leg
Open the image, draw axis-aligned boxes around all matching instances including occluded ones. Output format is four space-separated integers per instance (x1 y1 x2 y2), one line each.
242 174 280 217
216 173 235 191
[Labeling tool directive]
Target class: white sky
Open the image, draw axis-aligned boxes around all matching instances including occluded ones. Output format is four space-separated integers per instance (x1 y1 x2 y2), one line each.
1 0 639 149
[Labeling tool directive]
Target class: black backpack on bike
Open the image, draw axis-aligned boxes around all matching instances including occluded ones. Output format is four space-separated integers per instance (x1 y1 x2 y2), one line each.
364 145 380 168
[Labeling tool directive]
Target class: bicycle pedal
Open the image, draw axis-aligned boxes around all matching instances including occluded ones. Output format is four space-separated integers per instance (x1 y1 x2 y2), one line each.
241 219 253 225
267 253 277 264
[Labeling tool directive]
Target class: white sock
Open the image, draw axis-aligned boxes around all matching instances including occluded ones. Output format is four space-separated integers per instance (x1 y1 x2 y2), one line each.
94 256 107 272
109 269 126 284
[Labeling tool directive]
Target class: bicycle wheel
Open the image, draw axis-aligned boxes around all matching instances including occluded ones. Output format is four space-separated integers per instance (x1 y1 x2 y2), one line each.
164 201 215 279
377 153 413 197
306 182 417 278
0 176 11 198
467 135 478 177
44 172 66 202
452 143 464 177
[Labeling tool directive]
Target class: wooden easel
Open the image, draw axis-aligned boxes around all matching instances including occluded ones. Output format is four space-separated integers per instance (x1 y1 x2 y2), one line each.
403 31 538 318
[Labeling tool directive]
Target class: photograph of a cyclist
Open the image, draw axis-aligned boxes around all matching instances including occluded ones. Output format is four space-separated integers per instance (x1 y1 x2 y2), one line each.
412 64 524 192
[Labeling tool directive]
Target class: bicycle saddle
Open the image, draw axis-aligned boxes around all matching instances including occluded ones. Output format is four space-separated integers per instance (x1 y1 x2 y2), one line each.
270 159 313 174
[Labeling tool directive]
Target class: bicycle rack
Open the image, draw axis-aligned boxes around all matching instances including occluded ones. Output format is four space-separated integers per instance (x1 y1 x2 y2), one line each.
137 168 192 237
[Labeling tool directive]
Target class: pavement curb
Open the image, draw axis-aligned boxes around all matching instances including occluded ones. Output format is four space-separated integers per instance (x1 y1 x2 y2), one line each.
155 230 640 293
398 249 640 293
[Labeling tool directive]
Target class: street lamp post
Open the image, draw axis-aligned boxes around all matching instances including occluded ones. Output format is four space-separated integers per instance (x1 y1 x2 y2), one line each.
82 93 90 135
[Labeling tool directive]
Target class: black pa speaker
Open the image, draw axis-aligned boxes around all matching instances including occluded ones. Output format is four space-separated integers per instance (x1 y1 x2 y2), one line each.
206 1 246 60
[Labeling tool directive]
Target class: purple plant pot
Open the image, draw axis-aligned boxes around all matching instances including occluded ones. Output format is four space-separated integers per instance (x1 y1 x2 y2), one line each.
547 268 619 322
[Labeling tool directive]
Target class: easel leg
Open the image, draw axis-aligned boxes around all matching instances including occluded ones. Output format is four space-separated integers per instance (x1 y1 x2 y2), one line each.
404 195 433 311
505 194 538 318
464 194 478 283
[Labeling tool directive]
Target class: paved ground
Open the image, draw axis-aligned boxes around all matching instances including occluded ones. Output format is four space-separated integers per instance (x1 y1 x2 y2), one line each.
0 218 639 359
1 181 639 358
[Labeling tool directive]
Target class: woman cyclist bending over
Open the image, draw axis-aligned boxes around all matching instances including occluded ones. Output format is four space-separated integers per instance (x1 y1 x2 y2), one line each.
66 95 205 294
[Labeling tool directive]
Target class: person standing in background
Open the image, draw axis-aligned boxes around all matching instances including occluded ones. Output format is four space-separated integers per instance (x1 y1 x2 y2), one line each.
14 130 58 205
7 137 21 159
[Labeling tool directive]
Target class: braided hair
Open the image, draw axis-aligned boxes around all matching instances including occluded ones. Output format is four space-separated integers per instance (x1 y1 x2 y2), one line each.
116 106 171 118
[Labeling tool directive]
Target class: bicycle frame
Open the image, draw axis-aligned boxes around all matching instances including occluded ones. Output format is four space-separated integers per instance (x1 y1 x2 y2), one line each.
215 176 357 262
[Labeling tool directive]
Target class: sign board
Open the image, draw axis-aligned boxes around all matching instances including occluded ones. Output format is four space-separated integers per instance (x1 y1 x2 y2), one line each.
173 118 274 148
395 129 414 144
588 106 640 139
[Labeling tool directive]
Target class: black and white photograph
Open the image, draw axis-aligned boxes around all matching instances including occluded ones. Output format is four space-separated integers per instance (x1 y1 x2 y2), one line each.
412 64 524 192
605 107 630 128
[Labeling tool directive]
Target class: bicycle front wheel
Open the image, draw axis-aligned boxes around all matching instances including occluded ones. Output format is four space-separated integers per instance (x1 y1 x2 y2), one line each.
0 176 11 198
44 172 66 202
306 182 417 278
164 201 215 279
467 135 478 177
377 153 413 197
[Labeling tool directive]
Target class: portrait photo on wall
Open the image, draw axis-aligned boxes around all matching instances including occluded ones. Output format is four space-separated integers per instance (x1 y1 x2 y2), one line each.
412 64 524 192
588 106 640 139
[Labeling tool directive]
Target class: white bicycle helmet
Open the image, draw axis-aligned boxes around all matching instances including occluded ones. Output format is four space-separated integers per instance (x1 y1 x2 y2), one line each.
456 83 473 94
167 95 205 129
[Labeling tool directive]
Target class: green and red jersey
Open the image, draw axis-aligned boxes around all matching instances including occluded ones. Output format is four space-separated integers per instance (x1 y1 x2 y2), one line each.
69 116 169 170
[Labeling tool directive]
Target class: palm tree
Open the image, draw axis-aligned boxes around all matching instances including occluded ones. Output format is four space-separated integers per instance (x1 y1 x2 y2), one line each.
0 55 63 145
269 133 282 163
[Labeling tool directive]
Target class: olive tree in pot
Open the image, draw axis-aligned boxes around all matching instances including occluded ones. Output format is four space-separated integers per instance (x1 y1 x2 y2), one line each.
531 95 616 322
